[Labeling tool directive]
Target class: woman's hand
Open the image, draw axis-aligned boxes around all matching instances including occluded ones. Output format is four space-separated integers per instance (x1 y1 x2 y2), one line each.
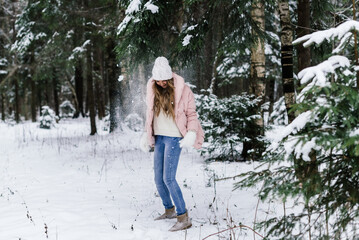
179 131 196 148
140 132 150 152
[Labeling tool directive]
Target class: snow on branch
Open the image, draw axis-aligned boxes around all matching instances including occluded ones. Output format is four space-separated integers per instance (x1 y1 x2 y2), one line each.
125 0 141 14
118 16 133 34
144 1 159 13
333 32 352 54
267 111 313 152
266 109 324 162
298 55 350 85
117 0 159 35
297 55 350 101
293 20 359 48
181 24 198 47
182 35 192 46
68 40 91 61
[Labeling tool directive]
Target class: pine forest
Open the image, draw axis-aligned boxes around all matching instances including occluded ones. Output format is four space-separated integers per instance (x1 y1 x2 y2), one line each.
1 0 359 239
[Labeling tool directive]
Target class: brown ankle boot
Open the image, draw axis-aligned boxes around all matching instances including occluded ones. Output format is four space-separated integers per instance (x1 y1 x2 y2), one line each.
169 212 192 231
154 207 176 220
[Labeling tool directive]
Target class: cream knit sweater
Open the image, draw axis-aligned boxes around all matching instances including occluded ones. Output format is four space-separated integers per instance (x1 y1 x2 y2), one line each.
153 110 182 138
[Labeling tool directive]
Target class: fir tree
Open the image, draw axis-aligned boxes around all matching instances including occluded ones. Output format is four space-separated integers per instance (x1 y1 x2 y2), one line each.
237 20 359 239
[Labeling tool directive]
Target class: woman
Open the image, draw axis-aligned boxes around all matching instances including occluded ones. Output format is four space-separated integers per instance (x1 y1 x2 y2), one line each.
140 56 204 231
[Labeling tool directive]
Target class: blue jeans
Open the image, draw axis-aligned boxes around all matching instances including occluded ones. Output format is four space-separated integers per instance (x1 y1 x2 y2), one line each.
154 135 186 216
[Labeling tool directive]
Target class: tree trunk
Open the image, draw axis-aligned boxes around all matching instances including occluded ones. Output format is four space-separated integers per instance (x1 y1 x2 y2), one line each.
279 1 295 123
101 45 109 107
191 2 205 91
119 65 131 118
0 0 5 121
106 37 120 133
250 0 266 107
52 68 59 117
250 0 266 101
203 28 214 90
30 51 37 122
73 13 85 118
45 78 53 109
267 77 275 123
93 38 105 120
30 78 37 122
244 0 266 160
194 58 202 93
297 0 311 72
1 93 5 121
11 1 20 123
208 2 226 96
197 2 213 91
23 80 29 120
73 61 85 118
293 1 319 192
86 41 97 135
37 81 42 116
14 76 20 123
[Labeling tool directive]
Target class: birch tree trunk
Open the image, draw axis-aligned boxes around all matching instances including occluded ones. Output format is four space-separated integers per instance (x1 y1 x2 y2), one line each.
279 1 295 123
250 0 266 115
251 0 265 137
243 0 266 161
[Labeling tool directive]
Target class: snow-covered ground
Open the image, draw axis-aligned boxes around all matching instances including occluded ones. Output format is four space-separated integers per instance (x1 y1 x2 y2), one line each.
0 119 279 240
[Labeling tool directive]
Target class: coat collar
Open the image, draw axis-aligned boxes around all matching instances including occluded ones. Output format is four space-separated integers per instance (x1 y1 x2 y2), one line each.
172 73 185 107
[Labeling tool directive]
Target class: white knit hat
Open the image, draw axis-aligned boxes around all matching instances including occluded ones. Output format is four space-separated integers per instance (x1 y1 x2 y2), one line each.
152 56 172 80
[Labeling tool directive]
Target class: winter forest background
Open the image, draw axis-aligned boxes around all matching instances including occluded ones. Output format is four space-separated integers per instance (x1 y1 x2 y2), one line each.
1 0 359 239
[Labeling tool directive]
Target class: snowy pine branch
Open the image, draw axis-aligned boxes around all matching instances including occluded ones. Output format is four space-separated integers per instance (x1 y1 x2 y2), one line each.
267 111 312 154
293 20 359 51
117 0 159 35
68 40 91 61
297 55 350 102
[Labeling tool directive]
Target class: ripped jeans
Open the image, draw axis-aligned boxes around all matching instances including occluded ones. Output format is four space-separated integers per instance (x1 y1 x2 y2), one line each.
153 135 186 216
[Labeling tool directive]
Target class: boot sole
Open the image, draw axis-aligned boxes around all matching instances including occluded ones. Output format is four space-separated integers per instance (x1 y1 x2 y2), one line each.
169 223 192 232
154 216 177 221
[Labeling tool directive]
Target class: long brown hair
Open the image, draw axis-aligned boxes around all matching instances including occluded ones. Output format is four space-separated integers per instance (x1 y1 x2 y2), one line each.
153 78 175 119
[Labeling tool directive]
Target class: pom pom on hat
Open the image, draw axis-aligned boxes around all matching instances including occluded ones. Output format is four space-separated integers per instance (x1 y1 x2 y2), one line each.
152 56 172 80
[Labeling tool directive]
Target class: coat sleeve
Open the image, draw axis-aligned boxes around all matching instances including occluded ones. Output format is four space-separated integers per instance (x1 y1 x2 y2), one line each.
145 79 155 147
185 87 199 132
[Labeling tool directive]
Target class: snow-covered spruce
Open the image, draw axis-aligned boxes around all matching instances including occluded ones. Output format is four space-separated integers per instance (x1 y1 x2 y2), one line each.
238 20 359 240
39 106 58 129
196 92 263 161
